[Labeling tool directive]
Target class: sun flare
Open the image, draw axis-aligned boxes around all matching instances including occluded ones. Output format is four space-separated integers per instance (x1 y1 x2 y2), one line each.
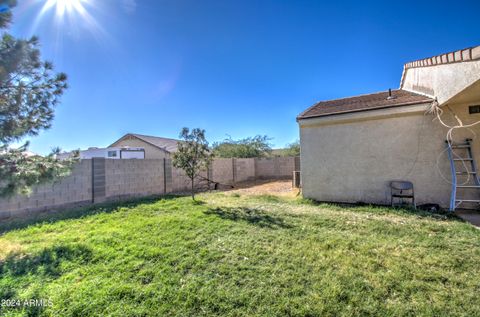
42 0 89 17
31 0 107 44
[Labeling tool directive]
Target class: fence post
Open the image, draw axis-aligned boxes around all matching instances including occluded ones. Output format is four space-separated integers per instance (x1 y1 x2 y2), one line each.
163 158 167 194
207 162 213 190
232 158 236 186
294 156 300 171
92 158 106 203
254 157 258 181
164 158 172 193
91 159 94 203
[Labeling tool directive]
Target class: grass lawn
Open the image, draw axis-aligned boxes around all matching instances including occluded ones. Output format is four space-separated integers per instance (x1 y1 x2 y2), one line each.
0 190 479 316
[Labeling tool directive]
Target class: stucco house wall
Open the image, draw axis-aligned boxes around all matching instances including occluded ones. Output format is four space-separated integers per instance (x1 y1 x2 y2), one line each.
299 99 480 209
111 137 170 159
298 46 480 209
401 47 480 104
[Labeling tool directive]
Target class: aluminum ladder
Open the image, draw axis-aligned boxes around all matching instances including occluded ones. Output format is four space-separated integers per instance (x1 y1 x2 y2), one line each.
446 139 480 211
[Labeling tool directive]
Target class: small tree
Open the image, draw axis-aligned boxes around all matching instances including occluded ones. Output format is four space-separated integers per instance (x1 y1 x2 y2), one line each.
172 128 212 200
0 0 75 197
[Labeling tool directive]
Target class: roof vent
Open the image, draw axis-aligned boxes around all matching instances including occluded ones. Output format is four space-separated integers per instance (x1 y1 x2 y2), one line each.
387 88 395 100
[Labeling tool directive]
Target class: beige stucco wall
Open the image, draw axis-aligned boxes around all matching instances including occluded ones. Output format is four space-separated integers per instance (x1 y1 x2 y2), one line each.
401 59 480 104
111 137 170 159
299 99 480 209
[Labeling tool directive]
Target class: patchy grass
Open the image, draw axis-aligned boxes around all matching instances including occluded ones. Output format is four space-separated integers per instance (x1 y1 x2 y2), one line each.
0 192 479 316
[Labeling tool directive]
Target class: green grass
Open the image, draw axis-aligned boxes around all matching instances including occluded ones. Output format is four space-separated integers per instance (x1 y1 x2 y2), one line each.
0 192 479 316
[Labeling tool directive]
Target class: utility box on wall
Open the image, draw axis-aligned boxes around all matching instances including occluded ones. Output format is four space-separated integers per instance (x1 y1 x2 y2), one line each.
293 171 301 188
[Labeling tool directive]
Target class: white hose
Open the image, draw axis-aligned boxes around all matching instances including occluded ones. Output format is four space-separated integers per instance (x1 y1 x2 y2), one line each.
429 100 480 185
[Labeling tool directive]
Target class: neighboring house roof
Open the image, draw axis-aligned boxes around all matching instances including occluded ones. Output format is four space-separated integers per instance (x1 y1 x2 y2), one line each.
23 151 40 157
297 89 433 120
111 133 180 153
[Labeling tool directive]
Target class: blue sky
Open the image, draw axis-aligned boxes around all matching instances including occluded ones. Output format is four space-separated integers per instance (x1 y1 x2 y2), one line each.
9 0 480 154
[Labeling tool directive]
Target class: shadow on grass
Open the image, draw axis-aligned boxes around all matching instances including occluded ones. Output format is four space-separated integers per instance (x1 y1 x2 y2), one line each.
192 200 206 205
0 194 185 234
205 207 293 229
0 244 93 278
0 244 94 304
254 195 284 203
296 198 463 222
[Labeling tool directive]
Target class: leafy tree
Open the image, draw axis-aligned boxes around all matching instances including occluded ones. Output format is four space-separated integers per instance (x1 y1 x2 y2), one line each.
172 128 212 200
0 0 15 28
212 135 272 158
283 140 300 156
0 0 75 197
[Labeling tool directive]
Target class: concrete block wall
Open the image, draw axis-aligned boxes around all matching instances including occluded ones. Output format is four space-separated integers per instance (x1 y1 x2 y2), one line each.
105 159 165 200
255 157 296 179
171 166 192 192
275 157 296 177
170 165 208 193
255 158 276 178
0 156 297 221
0 160 92 220
154 158 209 194
235 158 256 182
212 158 235 185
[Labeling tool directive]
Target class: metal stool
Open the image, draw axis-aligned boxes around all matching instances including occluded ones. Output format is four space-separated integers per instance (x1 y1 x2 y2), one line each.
390 181 415 208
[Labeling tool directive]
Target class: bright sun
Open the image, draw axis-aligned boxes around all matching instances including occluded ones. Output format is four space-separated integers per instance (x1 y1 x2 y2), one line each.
42 0 89 17
32 0 106 42
30 0 107 46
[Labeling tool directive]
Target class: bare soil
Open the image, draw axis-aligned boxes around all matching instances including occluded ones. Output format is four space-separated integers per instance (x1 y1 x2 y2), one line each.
225 179 299 197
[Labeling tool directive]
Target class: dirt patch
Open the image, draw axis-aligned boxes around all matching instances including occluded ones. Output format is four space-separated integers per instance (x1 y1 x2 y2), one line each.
226 179 299 197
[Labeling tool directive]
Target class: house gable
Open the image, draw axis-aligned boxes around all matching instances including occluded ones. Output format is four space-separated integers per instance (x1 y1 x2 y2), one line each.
401 46 480 104
110 134 177 159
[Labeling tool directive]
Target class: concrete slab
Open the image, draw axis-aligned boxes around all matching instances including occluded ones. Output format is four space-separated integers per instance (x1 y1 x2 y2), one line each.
455 210 480 227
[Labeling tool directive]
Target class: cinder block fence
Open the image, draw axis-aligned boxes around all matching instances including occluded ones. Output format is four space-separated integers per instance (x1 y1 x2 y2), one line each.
0 156 298 221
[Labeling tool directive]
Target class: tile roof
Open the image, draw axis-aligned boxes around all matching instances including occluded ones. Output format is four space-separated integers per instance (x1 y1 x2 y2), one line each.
403 45 480 70
297 89 433 120
113 133 180 153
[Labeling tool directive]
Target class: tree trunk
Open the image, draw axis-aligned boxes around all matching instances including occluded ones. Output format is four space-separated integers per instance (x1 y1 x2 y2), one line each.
191 178 195 200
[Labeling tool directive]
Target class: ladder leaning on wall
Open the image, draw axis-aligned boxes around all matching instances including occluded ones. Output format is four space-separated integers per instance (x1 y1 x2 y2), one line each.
446 139 480 211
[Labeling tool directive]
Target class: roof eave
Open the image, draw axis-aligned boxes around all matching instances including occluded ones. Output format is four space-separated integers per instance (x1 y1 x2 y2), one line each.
110 133 175 154
297 99 433 121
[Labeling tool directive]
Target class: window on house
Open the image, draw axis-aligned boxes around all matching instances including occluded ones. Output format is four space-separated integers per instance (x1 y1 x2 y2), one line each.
469 105 480 114
107 151 117 157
